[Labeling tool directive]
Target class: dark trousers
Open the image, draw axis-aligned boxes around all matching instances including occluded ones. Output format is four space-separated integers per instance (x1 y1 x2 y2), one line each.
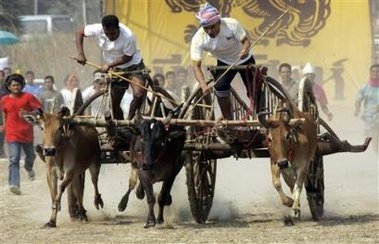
212 56 264 112
111 83 128 120
0 132 5 157
112 61 146 120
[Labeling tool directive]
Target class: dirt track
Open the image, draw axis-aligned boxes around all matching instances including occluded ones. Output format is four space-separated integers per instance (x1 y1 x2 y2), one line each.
0 101 378 243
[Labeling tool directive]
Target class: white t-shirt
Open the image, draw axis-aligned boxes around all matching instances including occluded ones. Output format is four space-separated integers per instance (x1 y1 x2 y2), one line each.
120 91 133 119
191 18 251 65
82 85 103 116
60 88 80 114
82 85 95 100
84 23 142 68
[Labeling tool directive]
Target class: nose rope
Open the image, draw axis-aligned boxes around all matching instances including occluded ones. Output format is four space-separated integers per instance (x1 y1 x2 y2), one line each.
287 138 294 162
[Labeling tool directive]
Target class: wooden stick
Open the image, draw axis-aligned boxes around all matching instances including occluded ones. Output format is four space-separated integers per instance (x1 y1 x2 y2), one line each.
65 116 262 127
211 9 290 87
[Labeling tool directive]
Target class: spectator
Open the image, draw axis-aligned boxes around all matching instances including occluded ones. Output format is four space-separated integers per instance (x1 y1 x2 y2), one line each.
82 70 103 99
152 73 165 87
302 63 333 121
176 68 191 99
190 3 256 120
76 14 146 120
23 70 43 98
39 75 64 113
60 74 83 115
82 71 107 117
354 64 379 154
291 65 301 82
3 67 11 78
177 67 191 86
0 73 42 195
164 71 180 95
278 63 298 103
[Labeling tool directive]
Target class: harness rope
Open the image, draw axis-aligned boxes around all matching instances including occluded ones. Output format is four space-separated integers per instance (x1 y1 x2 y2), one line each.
70 56 179 107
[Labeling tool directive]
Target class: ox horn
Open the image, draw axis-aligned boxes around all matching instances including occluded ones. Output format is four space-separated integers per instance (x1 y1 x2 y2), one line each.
162 103 182 125
288 118 305 127
162 112 173 125
276 107 292 124
258 111 273 128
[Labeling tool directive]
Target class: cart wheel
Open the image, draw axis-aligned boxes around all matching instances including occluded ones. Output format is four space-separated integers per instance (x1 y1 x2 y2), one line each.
306 153 324 220
298 78 325 220
185 151 217 223
180 85 217 223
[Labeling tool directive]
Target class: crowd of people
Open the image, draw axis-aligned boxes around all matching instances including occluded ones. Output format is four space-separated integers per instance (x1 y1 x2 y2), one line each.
1 2 377 195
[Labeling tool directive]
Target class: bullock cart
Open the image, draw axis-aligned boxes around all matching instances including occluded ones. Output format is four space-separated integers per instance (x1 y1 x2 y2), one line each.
69 65 355 224
176 65 325 223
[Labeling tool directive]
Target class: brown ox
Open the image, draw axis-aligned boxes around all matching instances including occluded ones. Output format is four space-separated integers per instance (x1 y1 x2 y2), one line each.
34 108 103 227
258 101 318 225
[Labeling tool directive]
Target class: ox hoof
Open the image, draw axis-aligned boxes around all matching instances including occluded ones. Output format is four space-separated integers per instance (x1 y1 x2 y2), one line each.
44 221 56 228
157 218 164 225
94 195 104 210
69 206 80 219
78 210 88 222
118 198 128 212
283 216 295 226
144 220 156 228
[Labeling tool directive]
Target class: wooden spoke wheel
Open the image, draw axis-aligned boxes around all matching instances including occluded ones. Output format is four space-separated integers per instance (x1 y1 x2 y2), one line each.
185 150 217 223
298 78 325 220
180 85 217 223
305 153 324 220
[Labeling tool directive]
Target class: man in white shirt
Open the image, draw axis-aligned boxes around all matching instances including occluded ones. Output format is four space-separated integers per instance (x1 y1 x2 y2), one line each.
76 15 146 120
191 3 256 120
82 71 107 117
278 63 299 104
60 74 83 115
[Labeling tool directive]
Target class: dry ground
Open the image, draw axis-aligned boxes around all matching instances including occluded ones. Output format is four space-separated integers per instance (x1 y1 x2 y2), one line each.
0 101 378 244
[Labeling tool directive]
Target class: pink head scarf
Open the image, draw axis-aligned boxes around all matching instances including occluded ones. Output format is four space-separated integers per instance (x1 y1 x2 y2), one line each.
195 3 221 27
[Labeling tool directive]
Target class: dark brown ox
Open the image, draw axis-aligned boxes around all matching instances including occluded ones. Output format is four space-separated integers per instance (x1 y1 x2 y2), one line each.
34 108 103 227
118 116 186 228
259 101 318 224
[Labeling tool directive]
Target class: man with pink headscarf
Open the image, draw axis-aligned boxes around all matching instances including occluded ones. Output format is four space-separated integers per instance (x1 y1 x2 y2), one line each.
190 2 255 120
